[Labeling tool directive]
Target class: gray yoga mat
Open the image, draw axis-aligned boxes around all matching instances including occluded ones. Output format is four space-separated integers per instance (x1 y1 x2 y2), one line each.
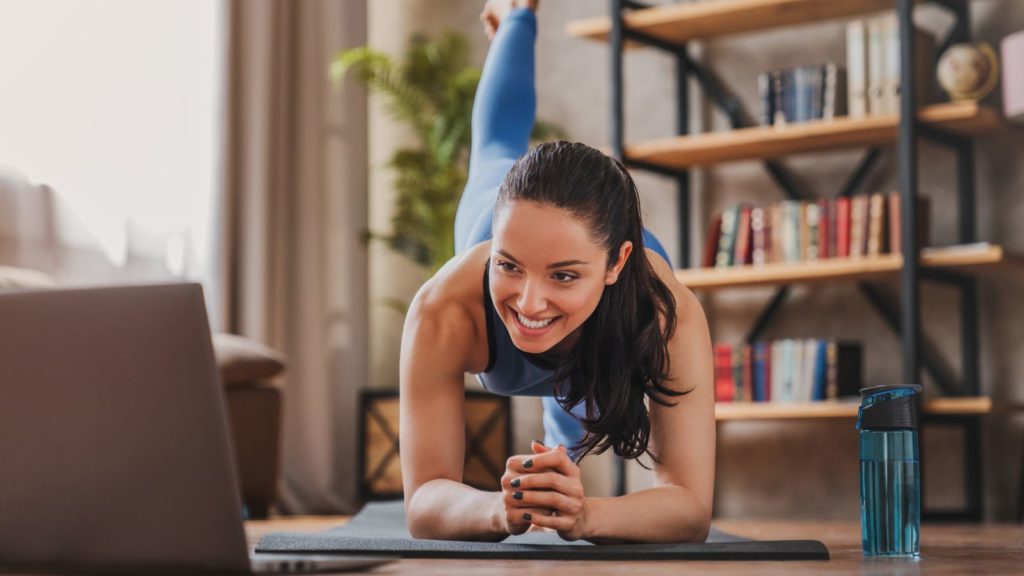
256 501 828 561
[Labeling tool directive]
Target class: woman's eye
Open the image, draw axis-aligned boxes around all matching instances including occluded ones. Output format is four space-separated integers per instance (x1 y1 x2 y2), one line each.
496 261 518 273
552 272 577 283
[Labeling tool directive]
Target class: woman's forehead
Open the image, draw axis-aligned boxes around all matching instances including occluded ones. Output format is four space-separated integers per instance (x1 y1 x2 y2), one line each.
492 201 604 263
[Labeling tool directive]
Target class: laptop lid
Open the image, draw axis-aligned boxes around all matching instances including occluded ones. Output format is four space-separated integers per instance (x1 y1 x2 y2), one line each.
0 283 252 574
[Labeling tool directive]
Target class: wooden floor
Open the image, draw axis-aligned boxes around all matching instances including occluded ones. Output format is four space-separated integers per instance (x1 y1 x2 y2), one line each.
246 516 1024 575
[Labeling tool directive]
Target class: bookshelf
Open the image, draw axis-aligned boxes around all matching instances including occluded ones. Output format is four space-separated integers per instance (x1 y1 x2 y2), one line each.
567 0 905 45
676 243 1021 290
626 101 1006 169
569 0 1010 521
715 396 1019 421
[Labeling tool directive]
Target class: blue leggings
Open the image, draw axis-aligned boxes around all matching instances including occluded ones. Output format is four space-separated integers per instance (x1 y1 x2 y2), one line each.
454 9 671 449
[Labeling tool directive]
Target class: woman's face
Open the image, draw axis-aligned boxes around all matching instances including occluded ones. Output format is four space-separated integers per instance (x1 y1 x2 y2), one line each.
490 200 631 355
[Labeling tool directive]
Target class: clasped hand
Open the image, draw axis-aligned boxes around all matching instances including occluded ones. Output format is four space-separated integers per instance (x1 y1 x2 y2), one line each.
500 440 587 541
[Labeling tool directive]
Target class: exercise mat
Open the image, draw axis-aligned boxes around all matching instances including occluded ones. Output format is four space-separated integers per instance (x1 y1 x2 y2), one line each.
256 501 828 561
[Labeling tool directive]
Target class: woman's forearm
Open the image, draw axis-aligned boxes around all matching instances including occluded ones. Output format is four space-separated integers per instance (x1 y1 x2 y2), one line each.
406 478 507 541
583 485 711 544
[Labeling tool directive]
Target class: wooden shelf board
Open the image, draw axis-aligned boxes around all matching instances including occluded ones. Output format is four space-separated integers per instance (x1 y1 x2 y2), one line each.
567 0 898 45
715 396 1019 421
676 244 1020 290
626 103 1005 169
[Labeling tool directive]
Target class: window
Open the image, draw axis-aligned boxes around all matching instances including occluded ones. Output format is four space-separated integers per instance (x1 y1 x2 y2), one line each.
0 0 223 281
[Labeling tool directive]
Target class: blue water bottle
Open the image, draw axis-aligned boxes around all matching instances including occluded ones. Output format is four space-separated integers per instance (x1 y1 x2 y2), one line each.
856 384 922 557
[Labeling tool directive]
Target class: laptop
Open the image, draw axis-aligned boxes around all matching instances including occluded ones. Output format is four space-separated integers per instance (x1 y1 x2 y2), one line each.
0 283 395 574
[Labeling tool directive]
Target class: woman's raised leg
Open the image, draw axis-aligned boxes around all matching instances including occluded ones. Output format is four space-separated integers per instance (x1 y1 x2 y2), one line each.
453 6 537 254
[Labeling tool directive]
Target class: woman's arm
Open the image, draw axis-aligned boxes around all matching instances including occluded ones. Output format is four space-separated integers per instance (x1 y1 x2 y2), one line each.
399 281 508 541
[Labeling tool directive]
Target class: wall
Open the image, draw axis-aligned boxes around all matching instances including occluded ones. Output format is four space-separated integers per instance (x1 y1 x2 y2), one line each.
368 0 1024 521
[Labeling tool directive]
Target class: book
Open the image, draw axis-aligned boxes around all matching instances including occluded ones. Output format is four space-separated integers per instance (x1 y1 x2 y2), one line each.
850 195 869 258
880 14 938 116
771 341 788 403
791 340 805 402
702 212 723 268
867 16 886 115
799 202 811 261
715 205 740 268
753 342 771 402
846 19 869 118
819 198 835 259
866 192 888 256
742 345 754 403
806 202 820 261
758 71 773 126
734 204 753 266
732 346 745 402
822 63 846 120
713 343 735 403
751 206 768 266
772 69 787 126
812 340 829 401
825 341 863 399
836 197 851 258
770 203 785 264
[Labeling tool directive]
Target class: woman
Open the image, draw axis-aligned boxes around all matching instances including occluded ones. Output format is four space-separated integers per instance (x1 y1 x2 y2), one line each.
399 0 714 543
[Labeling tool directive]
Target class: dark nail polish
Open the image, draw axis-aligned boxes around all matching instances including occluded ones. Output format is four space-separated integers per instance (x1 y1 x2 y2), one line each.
511 477 521 488
523 458 533 469
513 490 523 500
523 513 532 521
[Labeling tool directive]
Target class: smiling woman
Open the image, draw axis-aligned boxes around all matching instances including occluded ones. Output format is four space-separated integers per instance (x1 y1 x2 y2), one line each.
398 1 715 546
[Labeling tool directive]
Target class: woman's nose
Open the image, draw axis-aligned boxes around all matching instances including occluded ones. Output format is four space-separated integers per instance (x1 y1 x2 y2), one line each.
516 279 547 316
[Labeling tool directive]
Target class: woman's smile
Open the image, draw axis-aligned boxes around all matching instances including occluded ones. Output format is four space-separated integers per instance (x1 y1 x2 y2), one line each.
510 306 562 336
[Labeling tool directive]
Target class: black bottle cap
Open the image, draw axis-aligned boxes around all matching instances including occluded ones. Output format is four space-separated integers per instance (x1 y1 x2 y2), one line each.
858 384 922 430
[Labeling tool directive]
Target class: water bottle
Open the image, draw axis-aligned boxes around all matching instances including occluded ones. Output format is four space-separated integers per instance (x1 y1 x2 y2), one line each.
856 384 922 557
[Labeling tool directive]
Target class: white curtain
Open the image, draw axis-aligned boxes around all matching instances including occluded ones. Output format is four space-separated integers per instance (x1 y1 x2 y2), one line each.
217 0 369 514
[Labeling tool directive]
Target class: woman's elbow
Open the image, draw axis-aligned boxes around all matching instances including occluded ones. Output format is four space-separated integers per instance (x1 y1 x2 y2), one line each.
404 490 436 540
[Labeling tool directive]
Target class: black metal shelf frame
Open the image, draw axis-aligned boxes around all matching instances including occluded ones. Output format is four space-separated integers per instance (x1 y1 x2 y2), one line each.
604 0 984 521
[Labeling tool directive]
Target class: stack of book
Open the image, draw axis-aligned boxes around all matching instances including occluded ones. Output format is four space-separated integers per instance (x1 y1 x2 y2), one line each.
702 192 930 268
846 13 936 119
713 339 863 404
757 63 847 126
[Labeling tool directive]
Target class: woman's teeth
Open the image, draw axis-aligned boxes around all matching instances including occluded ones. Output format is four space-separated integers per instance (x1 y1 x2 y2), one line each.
517 312 556 329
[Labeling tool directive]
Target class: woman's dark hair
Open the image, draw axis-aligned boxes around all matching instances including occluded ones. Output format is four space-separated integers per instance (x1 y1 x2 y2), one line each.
494 140 685 463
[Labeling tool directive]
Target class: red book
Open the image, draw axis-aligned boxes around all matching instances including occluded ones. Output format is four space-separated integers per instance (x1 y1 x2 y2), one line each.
733 205 753 266
702 213 723 268
836 197 851 258
713 343 735 403
817 199 830 259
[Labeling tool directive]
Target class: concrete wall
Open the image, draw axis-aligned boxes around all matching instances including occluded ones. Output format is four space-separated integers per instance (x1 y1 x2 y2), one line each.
368 1 1024 521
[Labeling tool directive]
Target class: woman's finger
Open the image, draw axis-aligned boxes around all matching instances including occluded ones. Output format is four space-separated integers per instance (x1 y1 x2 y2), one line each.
507 487 580 515
511 449 577 477
509 472 579 496
526 510 576 534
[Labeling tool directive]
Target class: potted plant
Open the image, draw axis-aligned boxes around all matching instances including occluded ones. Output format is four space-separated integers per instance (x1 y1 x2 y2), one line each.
331 31 564 274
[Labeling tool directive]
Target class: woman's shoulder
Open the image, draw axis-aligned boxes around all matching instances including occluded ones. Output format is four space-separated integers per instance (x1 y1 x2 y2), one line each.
405 242 492 371
414 241 491 312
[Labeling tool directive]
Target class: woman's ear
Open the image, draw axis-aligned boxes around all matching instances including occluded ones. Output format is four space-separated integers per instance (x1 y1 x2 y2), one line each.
605 241 633 285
